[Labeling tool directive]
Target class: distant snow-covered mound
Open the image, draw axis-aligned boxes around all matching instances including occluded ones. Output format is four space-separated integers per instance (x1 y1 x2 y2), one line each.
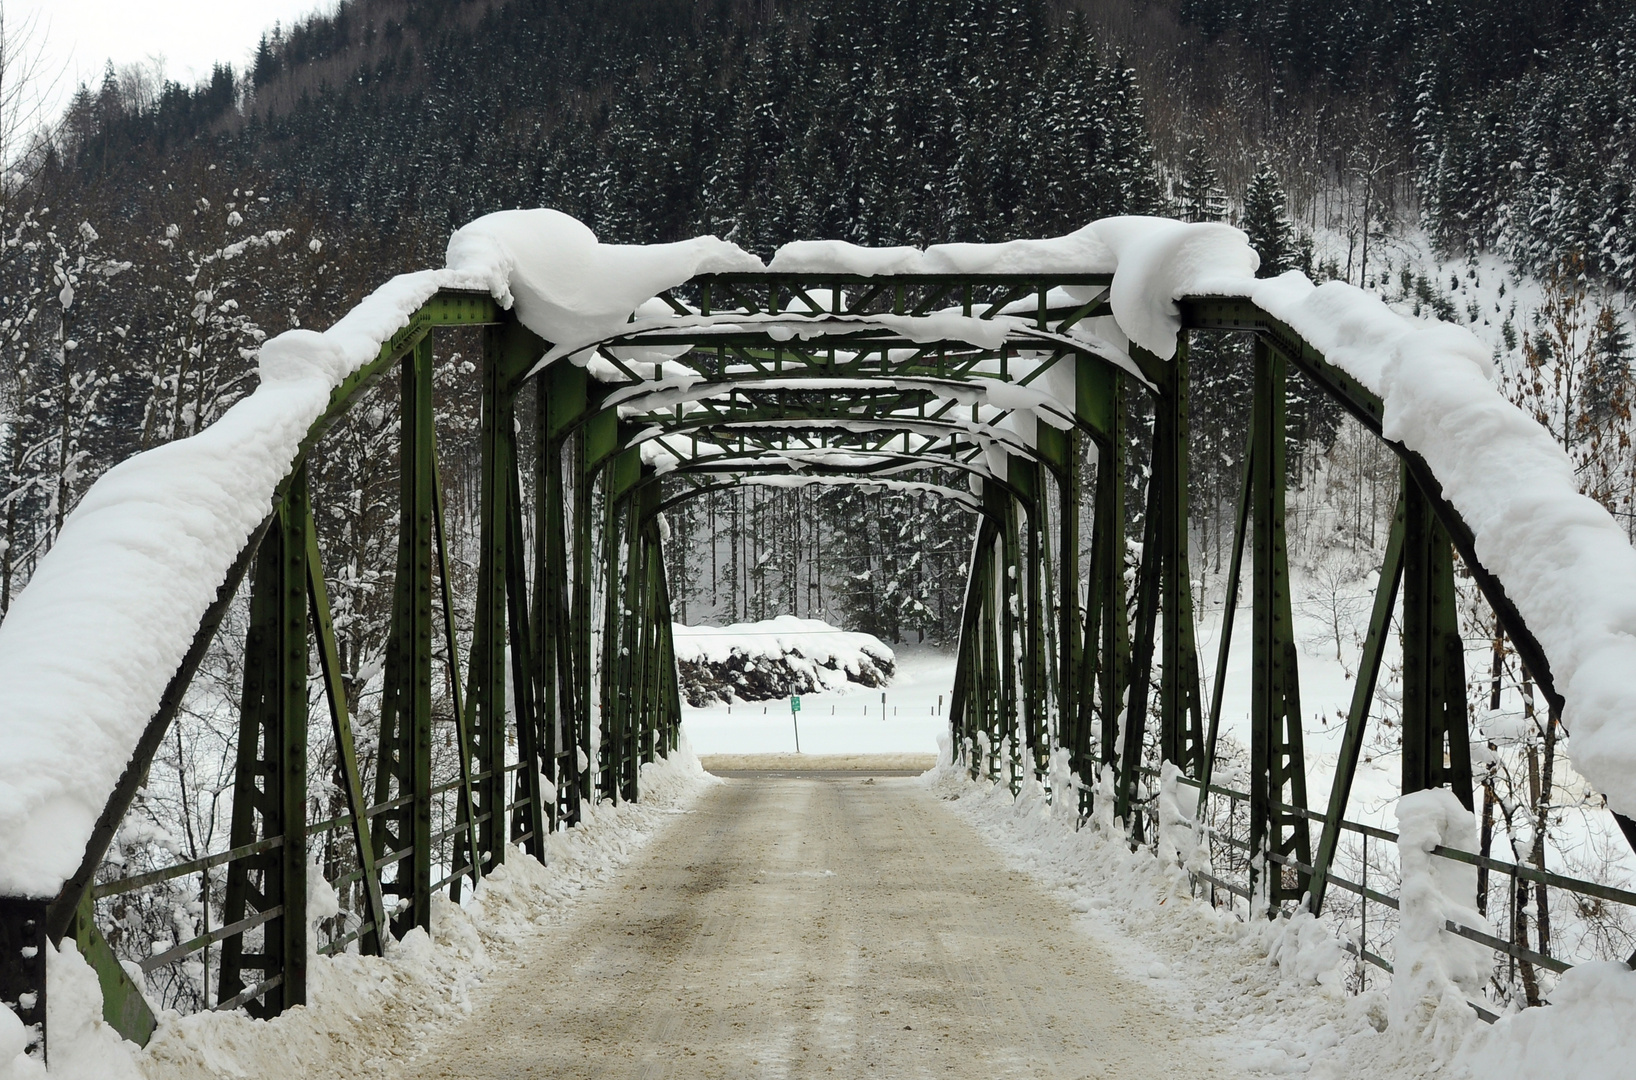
673 616 894 706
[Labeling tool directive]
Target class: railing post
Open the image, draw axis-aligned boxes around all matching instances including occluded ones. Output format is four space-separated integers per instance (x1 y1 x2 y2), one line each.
219 463 310 1012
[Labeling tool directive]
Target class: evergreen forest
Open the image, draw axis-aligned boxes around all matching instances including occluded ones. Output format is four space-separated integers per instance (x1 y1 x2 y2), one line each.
4 0 1636 649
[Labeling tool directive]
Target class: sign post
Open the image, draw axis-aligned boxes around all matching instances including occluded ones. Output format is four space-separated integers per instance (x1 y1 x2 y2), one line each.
790 695 802 753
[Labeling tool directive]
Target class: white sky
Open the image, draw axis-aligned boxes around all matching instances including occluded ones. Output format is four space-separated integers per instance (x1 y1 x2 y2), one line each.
12 0 335 125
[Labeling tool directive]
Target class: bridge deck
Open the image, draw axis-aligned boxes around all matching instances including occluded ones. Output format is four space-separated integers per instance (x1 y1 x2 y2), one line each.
406 773 1249 1080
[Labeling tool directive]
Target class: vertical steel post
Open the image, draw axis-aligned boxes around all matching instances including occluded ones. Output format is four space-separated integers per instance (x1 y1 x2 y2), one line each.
1012 460 1049 780
219 463 309 1012
1157 336 1205 775
1120 476 1161 835
533 387 561 833
654 548 683 754
1248 338 1311 911
469 326 512 875
542 363 590 826
572 429 597 808
1058 432 1081 779
505 458 548 856
618 493 644 800
949 516 997 772
997 487 1024 791
1400 465 1474 808
381 335 437 936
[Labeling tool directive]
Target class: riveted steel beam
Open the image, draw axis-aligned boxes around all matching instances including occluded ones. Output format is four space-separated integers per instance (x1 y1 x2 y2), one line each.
219 463 309 1013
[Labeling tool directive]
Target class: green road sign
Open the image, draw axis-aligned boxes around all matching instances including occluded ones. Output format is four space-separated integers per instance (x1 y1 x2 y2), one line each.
790 696 801 712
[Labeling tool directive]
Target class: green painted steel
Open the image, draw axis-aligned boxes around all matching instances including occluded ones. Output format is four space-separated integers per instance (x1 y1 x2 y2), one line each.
1307 497 1407 913
1196 425 1253 826
373 338 437 938
68 895 156 1045
471 324 521 872
306 515 388 954
1401 464 1475 810
218 463 309 1014
1248 339 1311 910
431 464 484 899
10 263 1597 1057
1157 336 1206 777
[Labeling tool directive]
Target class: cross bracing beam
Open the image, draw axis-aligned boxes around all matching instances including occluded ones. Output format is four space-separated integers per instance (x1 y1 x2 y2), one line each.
546 325 1149 394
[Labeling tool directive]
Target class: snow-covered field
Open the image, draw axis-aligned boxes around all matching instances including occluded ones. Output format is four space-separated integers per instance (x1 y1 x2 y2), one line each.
680 643 955 756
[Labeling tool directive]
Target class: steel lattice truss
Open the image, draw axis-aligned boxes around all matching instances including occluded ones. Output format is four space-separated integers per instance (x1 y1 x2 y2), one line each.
3 266 1630 1057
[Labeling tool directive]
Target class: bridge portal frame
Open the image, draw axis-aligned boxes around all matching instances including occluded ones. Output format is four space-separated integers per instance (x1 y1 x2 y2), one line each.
1 265 1622 1062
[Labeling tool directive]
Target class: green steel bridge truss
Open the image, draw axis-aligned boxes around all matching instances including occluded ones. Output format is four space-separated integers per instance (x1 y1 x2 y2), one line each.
2 268 1626 1057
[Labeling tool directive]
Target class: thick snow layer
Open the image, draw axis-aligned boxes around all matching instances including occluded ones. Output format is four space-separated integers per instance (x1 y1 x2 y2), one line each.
1091 216 1260 358
1461 961 1636 1080
1389 789 1492 1058
0 748 715 1079
448 209 759 349
768 223 1118 278
767 240 923 276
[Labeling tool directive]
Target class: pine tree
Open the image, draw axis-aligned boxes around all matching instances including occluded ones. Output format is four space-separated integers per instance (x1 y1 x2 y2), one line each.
1584 304 1633 428
1241 164 1297 277
1176 147 1227 223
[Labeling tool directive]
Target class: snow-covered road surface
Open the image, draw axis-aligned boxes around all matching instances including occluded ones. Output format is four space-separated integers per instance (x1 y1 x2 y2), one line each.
405 771 1252 1079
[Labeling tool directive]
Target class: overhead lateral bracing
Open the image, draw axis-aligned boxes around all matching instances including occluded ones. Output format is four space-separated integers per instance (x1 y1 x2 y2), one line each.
2 255 1633 1059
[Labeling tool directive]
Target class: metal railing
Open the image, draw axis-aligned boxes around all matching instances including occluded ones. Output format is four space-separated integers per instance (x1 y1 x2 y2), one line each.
1131 768 1636 1020
92 760 534 1012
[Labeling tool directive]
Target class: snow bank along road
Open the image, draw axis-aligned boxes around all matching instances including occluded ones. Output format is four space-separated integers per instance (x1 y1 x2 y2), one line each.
407 770 1251 1079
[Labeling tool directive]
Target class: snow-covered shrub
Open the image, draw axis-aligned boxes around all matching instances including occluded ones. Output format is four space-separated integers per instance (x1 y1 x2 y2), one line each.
672 616 894 706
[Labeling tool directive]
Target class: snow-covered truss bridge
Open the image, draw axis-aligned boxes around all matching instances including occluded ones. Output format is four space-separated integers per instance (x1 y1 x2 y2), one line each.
4 211 1636 1061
